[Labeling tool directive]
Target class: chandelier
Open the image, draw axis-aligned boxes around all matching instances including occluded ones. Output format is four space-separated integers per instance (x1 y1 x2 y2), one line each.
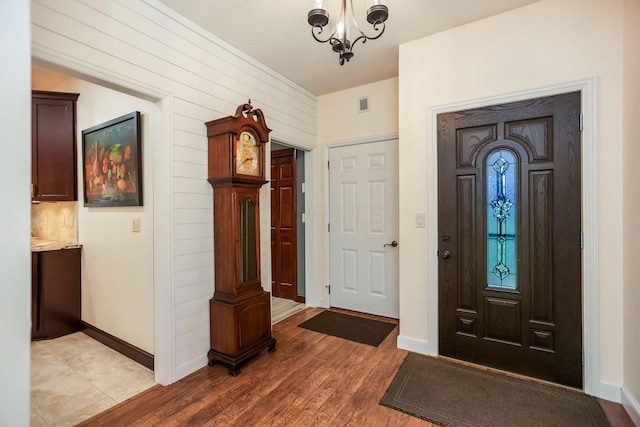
307 0 389 65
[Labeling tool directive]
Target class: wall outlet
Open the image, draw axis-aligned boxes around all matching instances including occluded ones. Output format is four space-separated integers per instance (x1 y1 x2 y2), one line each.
132 218 141 233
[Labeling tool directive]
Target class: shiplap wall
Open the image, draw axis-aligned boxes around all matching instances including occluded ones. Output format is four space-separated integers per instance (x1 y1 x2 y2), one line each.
31 0 317 383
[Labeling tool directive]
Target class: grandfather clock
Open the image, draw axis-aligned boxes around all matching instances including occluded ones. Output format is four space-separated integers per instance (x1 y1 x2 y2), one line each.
206 101 276 375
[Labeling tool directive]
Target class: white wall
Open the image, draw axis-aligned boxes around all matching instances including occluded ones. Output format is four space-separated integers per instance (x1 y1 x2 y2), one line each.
315 77 399 305
36 75 156 354
399 0 625 400
622 0 640 423
318 77 398 143
0 1 31 424
31 0 317 382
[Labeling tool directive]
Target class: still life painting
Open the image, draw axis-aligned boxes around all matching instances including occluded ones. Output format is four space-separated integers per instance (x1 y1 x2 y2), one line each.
82 111 142 207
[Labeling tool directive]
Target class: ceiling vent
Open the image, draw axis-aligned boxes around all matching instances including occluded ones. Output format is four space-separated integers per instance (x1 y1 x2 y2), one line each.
359 96 369 113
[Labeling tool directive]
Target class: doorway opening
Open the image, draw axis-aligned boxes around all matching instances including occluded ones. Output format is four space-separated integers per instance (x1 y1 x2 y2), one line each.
270 142 306 303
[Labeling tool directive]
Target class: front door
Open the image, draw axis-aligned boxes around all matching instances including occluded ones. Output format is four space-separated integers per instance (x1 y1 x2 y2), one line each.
437 93 583 388
329 140 399 318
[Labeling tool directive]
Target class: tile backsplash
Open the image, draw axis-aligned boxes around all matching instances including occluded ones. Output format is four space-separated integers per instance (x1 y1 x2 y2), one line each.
31 201 78 243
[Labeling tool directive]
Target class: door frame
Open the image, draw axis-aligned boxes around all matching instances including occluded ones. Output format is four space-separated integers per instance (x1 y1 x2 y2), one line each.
425 78 605 398
322 133 400 309
31 53 175 384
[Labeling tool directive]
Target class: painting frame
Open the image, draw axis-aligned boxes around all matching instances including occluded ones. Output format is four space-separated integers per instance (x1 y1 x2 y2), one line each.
82 111 142 207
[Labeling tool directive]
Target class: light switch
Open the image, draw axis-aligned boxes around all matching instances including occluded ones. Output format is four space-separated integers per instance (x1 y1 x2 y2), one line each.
415 213 426 228
132 218 141 233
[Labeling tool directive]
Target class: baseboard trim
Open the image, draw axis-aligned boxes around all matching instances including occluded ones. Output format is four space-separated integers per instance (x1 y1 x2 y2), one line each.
592 380 622 403
622 387 640 426
81 321 154 371
175 356 208 382
295 295 306 304
397 335 433 356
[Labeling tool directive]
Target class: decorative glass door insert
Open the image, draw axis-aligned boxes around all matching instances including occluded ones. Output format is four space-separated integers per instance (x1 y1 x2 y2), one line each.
486 149 517 290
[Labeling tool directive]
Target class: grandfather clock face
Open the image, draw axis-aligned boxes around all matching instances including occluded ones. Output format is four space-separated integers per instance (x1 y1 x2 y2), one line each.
235 131 260 177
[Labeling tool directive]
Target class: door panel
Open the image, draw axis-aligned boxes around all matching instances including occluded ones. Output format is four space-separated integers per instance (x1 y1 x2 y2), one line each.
438 93 582 388
329 140 399 318
271 149 297 300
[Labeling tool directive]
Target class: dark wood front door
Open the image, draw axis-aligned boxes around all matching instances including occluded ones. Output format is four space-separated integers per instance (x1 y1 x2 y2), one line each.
437 93 582 388
271 149 297 300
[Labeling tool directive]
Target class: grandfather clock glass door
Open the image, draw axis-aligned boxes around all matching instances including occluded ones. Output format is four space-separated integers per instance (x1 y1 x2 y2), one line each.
239 197 258 283
437 93 582 388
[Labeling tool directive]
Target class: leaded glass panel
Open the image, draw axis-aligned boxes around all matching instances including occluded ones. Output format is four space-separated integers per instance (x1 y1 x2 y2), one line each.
486 149 517 289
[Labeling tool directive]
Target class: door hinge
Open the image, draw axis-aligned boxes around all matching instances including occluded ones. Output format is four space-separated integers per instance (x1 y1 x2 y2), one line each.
328 223 330 232
579 113 584 132
582 348 585 366
326 284 331 295
327 160 330 170
580 232 584 249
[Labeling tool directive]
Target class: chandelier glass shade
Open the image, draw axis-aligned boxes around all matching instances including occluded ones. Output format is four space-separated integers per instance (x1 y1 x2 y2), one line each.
308 0 389 65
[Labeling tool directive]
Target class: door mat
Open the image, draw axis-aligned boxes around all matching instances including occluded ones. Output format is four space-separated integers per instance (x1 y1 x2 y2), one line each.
297 310 396 347
380 353 610 427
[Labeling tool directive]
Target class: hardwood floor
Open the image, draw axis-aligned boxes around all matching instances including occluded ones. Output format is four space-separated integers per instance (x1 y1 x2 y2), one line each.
78 308 427 426
78 308 633 427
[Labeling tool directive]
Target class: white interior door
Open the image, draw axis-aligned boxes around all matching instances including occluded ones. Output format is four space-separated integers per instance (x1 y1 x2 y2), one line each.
329 139 399 318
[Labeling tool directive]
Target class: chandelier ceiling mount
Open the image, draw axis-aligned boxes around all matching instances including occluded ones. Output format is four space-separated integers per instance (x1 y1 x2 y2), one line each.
308 0 389 66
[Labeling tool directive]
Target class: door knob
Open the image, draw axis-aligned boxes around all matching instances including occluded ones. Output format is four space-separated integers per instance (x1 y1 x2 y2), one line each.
440 250 451 259
384 240 398 248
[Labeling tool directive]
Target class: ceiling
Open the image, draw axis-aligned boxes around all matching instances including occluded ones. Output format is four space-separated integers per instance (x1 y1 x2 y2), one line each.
157 0 541 95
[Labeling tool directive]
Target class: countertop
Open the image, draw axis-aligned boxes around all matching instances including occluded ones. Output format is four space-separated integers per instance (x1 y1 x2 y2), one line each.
31 238 82 252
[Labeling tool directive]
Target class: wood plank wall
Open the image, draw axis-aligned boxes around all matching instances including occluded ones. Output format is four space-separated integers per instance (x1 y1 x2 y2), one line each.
31 0 318 383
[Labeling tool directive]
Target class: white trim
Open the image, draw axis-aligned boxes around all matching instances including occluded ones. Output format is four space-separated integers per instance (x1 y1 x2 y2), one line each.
271 131 316 152
622 387 640 426
31 51 175 386
266 139 320 309
31 48 169 103
152 95 175 385
303 148 322 307
397 335 432 355
175 355 208 382
596 381 622 403
322 133 401 309
324 132 400 149
423 79 604 396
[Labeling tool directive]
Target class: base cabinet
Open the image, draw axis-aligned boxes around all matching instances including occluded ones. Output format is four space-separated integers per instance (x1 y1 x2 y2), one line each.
31 248 81 340
208 290 276 375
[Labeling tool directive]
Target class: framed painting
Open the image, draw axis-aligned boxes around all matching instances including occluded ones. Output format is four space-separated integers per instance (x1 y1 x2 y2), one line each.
82 111 142 207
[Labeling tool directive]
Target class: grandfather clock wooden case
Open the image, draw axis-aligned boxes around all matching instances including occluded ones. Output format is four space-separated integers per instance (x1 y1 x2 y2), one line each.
206 102 276 375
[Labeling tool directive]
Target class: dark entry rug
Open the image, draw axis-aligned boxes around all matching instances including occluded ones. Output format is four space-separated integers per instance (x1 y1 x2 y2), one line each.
380 353 610 427
297 310 396 347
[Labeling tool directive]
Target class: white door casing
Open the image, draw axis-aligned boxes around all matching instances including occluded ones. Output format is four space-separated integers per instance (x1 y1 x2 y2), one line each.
328 139 399 318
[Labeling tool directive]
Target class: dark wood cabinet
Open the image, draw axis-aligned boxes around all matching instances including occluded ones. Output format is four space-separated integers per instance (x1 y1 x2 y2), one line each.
31 248 82 340
32 91 79 201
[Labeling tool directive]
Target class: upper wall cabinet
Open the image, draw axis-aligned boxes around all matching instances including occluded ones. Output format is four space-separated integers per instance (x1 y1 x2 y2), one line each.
32 91 80 201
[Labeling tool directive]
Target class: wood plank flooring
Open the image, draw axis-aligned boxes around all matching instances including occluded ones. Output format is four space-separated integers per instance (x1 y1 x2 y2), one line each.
78 308 633 427
78 308 427 426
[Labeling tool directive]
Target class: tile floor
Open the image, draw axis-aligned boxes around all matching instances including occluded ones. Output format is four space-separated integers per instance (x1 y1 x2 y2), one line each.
271 296 306 325
30 297 305 426
30 332 156 427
